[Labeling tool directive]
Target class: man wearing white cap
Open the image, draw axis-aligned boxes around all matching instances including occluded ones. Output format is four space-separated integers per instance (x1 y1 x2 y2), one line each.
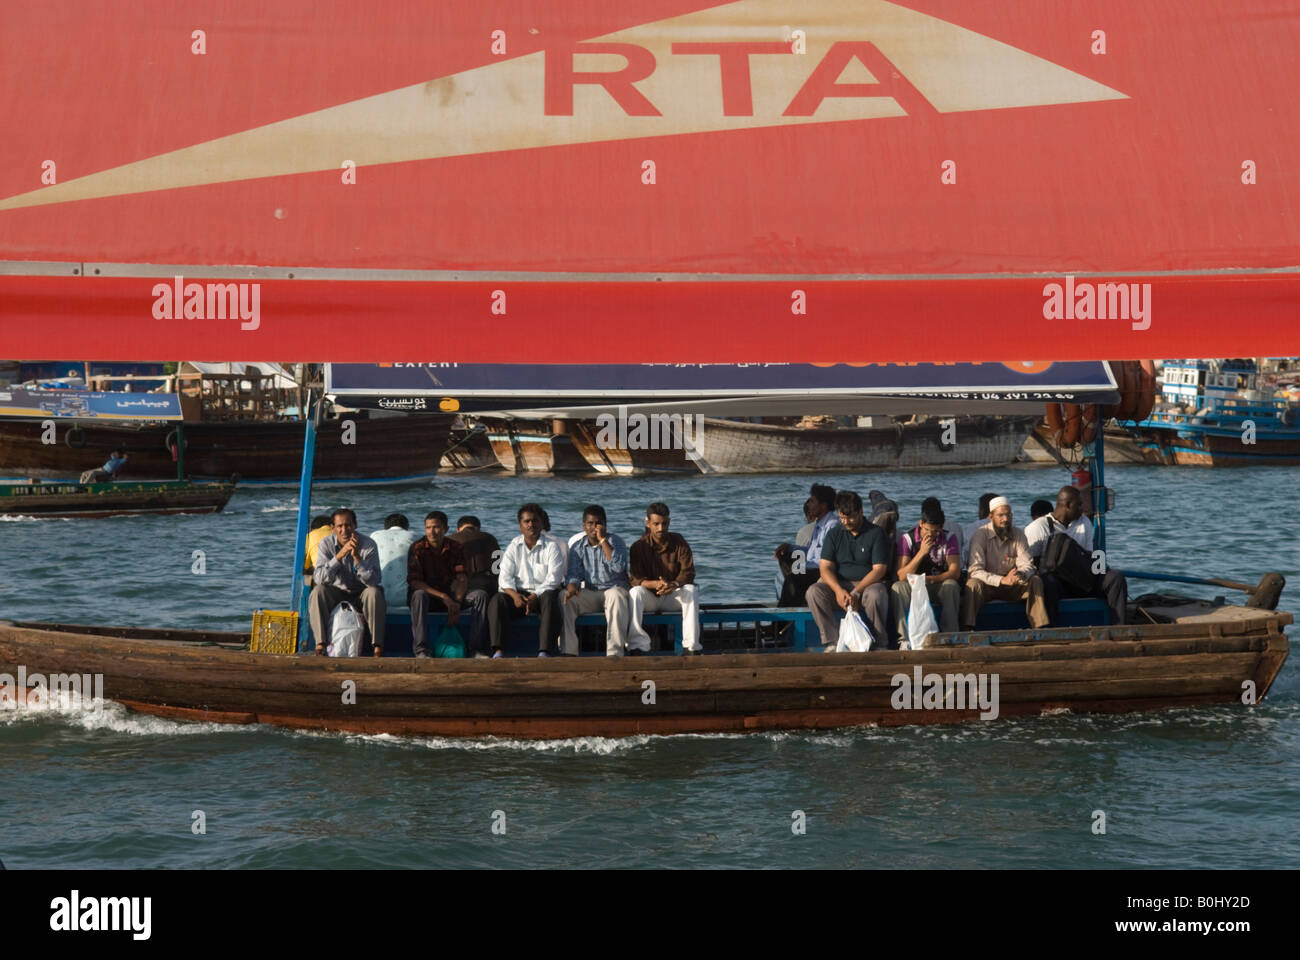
962 496 1049 629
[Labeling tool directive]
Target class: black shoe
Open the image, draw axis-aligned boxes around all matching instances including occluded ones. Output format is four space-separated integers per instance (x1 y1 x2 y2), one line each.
629 649 647 656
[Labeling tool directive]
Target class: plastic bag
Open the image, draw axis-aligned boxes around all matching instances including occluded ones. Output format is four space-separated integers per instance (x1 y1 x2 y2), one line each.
907 573 940 649
327 601 365 658
835 609 875 653
434 624 466 659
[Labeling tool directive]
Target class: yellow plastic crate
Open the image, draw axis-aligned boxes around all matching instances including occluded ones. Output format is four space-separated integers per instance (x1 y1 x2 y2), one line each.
250 609 299 655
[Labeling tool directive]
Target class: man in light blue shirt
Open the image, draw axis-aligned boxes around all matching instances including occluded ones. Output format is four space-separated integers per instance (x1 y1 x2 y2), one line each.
775 483 839 606
310 508 386 656
562 504 632 656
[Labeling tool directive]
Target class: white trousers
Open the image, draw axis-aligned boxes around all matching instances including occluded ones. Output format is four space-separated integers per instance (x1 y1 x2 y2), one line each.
628 583 701 653
561 586 631 656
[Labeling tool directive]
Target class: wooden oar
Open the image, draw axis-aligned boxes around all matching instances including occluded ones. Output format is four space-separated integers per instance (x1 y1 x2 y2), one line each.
1119 569 1258 593
1119 570 1285 609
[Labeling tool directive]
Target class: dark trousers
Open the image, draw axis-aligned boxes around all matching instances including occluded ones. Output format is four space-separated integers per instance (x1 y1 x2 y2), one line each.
487 589 561 655
409 591 450 657
779 570 821 607
1042 570 1128 626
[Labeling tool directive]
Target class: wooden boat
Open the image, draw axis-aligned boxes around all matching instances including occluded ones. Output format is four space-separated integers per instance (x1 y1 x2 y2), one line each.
1 598 1288 738
439 425 503 472
566 414 1039 475
479 417 594 473
568 418 702 475
0 412 455 486
0 478 235 518
683 415 1040 474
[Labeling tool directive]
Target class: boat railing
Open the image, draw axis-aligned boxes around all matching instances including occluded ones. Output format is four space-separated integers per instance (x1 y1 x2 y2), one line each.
1136 394 1293 426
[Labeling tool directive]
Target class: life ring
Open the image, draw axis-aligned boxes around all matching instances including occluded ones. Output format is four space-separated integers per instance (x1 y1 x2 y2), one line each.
1114 360 1139 421
1130 360 1157 421
64 426 87 449
1044 403 1064 438
164 428 189 460
1099 361 1123 420
1062 404 1082 446
976 416 999 437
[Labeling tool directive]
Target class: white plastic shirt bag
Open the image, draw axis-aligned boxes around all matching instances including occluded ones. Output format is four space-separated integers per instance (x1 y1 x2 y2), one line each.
835 609 875 653
327 601 365 658
907 573 940 649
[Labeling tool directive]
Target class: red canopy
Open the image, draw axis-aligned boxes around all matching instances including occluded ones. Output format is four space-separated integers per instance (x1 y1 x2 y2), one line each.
1 0 1297 361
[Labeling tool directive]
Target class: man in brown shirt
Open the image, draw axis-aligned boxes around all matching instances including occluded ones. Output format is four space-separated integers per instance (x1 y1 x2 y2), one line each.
407 510 468 658
627 501 702 654
961 496 1049 629
449 515 499 657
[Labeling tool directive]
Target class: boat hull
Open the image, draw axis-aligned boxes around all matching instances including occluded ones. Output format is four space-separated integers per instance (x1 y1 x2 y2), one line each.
1 617 1287 738
568 420 702 475
480 418 594 473
0 479 235 518
685 416 1039 474
1121 423 1300 466
0 414 454 485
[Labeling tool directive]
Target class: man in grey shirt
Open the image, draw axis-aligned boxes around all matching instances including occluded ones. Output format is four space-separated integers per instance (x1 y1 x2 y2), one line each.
310 507 387 656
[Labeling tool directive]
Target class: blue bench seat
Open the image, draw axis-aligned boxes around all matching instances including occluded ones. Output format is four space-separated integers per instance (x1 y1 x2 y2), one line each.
368 595 1109 657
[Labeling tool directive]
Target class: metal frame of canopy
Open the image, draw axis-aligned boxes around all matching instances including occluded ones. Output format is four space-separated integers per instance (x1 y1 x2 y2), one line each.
288 362 1122 649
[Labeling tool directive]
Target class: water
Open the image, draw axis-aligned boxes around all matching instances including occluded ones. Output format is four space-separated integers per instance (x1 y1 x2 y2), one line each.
3 464 1298 868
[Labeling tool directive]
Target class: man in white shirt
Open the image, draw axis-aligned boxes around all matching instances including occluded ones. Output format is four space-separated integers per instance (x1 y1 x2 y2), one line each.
775 483 839 606
487 502 565 657
1028 486 1128 626
1024 487 1093 560
369 513 420 613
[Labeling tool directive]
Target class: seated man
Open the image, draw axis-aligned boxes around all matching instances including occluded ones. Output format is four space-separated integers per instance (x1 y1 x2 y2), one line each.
806 490 891 651
449 515 500 657
961 492 997 568
774 498 815 600
962 497 1048 629
407 511 468 659
562 504 632 656
79 449 129 484
310 508 386 656
370 513 419 614
302 514 332 578
488 502 564 657
1025 485 1128 625
891 497 962 637
628 501 702 655
774 483 839 606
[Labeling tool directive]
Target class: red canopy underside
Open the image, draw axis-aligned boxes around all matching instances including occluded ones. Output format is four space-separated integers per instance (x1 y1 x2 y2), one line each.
1 0 1297 361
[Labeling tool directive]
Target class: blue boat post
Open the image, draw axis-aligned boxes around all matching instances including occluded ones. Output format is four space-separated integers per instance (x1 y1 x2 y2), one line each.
289 394 318 652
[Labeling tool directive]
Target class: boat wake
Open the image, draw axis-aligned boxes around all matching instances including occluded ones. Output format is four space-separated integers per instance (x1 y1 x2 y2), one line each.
0 695 258 737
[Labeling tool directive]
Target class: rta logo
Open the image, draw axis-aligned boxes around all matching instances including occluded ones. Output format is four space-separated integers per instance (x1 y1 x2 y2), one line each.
543 41 935 118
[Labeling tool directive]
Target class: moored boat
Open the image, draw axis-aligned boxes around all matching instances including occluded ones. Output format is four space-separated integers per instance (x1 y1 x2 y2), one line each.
0 478 236 519
687 415 1040 474
0 369 456 485
479 417 594 474
1120 359 1300 466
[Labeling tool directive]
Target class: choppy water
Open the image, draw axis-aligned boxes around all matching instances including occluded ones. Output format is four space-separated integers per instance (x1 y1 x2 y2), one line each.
3 464 1298 868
